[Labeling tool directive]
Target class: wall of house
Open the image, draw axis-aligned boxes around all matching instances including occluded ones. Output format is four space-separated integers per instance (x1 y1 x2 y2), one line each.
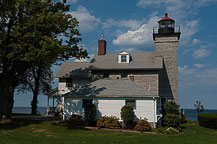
92 70 159 95
63 97 158 123
131 71 158 95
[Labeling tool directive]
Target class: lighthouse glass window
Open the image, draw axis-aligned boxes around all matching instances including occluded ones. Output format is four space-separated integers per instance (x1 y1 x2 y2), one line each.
121 55 127 62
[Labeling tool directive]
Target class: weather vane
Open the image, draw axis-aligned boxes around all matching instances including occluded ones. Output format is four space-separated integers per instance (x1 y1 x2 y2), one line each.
101 29 104 40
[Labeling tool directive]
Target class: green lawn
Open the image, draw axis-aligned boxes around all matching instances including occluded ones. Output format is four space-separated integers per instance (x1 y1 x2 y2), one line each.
0 120 217 144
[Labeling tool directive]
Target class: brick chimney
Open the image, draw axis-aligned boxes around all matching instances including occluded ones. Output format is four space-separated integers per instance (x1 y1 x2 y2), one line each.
98 40 106 55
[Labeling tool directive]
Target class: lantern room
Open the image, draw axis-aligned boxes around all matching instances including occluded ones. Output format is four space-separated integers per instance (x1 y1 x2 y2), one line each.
158 13 175 34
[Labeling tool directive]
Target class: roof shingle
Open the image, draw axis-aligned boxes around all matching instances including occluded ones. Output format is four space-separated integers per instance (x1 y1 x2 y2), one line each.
63 79 158 98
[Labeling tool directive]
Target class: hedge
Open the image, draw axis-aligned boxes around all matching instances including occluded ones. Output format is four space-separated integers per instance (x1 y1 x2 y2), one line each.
198 113 217 129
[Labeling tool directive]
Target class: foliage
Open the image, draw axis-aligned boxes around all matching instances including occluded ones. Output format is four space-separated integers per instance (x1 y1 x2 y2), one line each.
134 118 152 132
163 101 180 115
0 0 87 119
166 127 179 134
120 105 134 129
84 103 96 121
155 127 168 134
198 113 217 129
97 116 121 129
68 114 84 126
164 113 180 128
181 113 187 124
163 101 181 128
194 101 204 114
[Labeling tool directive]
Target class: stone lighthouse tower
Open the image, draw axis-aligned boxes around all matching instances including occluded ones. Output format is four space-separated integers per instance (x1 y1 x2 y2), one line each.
153 13 181 104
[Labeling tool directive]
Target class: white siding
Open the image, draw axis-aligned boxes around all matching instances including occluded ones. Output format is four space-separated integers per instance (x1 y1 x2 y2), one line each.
63 97 158 123
96 99 125 119
58 82 70 95
58 79 90 95
64 98 83 119
134 99 156 122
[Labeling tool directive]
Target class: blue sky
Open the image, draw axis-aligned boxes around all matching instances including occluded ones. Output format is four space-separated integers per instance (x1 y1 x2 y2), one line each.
14 0 217 109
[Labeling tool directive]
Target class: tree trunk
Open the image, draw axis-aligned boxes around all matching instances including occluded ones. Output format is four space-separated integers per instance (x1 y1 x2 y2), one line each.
31 90 38 115
31 67 41 115
0 78 13 120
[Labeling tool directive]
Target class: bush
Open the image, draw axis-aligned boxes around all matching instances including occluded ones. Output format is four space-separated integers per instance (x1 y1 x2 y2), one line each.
181 113 187 124
163 101 180 115
68 114 84 126
164 113 180 128
134 118 152 132
198 113 217 129
121 105 134 129
166 127 179 134
97 116 121 129
84 103 96 121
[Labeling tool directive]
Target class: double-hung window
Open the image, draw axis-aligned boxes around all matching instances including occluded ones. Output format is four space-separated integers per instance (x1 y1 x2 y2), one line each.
121 55 127 63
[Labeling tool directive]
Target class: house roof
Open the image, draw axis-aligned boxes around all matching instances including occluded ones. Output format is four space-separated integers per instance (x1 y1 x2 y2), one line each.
55 62 91 78
91 52 162 70
55 52 163 78
62 79 158 98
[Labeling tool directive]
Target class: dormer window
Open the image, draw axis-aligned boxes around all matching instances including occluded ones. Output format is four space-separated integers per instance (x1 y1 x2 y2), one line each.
118 50 130 63
121 55 126 62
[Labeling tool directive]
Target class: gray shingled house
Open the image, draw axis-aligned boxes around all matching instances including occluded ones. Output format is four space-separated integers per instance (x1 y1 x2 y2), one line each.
54 13 181 127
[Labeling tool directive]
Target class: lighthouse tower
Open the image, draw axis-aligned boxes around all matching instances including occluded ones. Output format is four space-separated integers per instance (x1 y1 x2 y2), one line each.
153 13 181 104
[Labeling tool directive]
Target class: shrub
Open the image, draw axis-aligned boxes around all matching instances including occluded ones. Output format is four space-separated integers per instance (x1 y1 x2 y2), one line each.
166 127 179 134
156 127 168 134
134 118 152 132
121 105 134 129
68 114 84 126
97 116 121 129
84 103 96 121
163 101 180 115
198 113 217 129
164 113 180 128
181 113 187 124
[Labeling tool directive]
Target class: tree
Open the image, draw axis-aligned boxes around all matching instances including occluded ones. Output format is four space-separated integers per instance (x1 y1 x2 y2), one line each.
163 101 181 128
121 105 134 129
194 100 204 114
18 64 53 115
0 0 87 120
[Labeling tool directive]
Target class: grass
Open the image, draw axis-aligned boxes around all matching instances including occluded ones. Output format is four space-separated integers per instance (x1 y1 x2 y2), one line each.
0 120 217 144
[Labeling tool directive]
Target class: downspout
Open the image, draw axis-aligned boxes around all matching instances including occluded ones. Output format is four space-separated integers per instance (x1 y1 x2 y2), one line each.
153 97 156 128
63 97 65 120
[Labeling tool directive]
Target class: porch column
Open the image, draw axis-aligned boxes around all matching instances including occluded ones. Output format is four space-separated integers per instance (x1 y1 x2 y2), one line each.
46 96 50 115
52 97 55 112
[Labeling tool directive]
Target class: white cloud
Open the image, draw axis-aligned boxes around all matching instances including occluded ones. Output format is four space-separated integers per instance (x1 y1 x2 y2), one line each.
70 6 100 33
195 0 217 7
179 65 217 85
112 16 159 47
180 20 200 45
178 65 189 72
137 0 217 46
193 48 211 59
194 64 205 68
192 39 200 44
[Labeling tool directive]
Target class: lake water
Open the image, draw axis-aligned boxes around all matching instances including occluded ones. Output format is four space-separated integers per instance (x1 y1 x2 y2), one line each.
13 107 217 121
13 107 49 115
181 109 217 121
